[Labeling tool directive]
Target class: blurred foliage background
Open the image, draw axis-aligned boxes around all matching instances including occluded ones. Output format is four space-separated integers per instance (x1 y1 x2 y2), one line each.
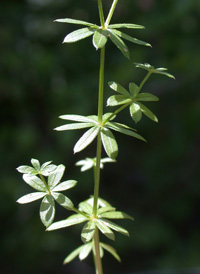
1 0 200 273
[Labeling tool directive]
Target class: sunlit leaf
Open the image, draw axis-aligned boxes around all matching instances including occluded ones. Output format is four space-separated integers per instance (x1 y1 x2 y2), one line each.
17 192 46 204
102 112 116 122
47 214 88 231
52 192 74 209
130 102 142 123
93 29 108 49
101 128 118 159
31 158 40 171
59 114 96 123
138 102 158 122
97 206 116 215
64 245 84 264
63 27 95 43
55 122 94 131
95 219 115 241
74 126 99 154
129 83 139 97
108 81 130 96
52 180 77 192
107 95 131 106
55 18 97 27
40 164 57 176
100 219 129 236
40 195 55 227
99 211 133 220
136 93 159 102
81 221 96 243
79 202 93 215
48 164 65 189
100 242 121 262
109 23 145 29
23 174 47 191
108 30 130 59
79 242 93 260
17 165 35 174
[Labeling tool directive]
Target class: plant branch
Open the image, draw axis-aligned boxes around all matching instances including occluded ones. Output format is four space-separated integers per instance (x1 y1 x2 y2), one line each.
103 102 131 125
105 0 118 27
138 71 152 92
94 227 103 274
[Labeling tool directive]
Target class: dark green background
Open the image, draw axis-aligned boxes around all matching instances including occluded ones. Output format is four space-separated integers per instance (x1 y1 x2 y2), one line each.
1 0 200 273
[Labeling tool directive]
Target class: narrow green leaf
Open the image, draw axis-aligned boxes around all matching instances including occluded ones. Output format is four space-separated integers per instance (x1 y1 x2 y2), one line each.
101 128 118 159
52 180 77 192
74 126 99 154
130 103 142 123
79 202 93 215
17 166 35 174
40 195 55 227
23 174 47 191
81 221 96 243
107 122 146 142
107 95 131 106
112 122 137 131
109 23 145 29
64 245 85 264
95 219 115 241
17 192 46 204
63 27 94 43
102 112 116 122
97 207 116 215
47 214 88 231
55 18 97 27
100 242 121 262
136 93 159 101
40 164 57 176
101 158 116 164
79 242 93 260
100 219 129 236
108 30 130 59
113 29 151 47
108 81 130 96
52 192 74 209
59 114 96 123
31 158 40 171
154 70 175 79
93 30 108 49
76 158 94 172
129 83 139 97
48 164 65 189
138 102 158 122
55 123 94 131
40 161 52 169
100 211 133 220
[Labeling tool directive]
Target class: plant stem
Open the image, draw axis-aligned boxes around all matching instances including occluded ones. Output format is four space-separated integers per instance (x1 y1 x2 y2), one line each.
39 174 50 193
98 0 105 28
103 102 131 125
94 227 103 274
138 71 152 92
105 0 118 27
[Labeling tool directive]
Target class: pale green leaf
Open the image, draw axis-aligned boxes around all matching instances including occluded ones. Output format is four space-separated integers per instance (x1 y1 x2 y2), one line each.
17 192 46 204
52 180 77 192
100 242 121 262
136 93 159 101
40 164 57 176
101 128 118 159
48 164 65 189
55 122 94 131
101 219 129 236
81 221 96 243
113 122 137 131
113 29 151 47
97 207 116 215
31 158 40 171
54 18 97 27
101 158 116 164
107 95 131 106
93 29 108 49
23 174 47 191
63 27 94 43
102 112 116 122
109 23 145 29
76 158 94 172
108 30 130 59
40 195 55 227
40 161 52 169
79 202 93 215
79 242 93 260
129 83 139 97
52 192 74 209
130 103 142 123
95 219 115 241
17 165 35 174
74 126 99 154
64 245 84 264
107 122 146 142
59 114 96 123
47 214 88 231
138 102 158 122
108 81 130 96
100 211 133 220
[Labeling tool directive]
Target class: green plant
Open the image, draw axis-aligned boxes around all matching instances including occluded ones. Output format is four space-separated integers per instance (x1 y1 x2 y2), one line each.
17 1 174 273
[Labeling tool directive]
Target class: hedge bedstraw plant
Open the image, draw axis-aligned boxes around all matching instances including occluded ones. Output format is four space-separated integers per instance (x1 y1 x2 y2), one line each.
17 1 174 273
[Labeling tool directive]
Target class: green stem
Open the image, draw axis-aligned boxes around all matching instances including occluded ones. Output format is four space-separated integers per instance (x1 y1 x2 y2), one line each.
98 0 105 28
103 102 131 125
138 71 152 92
39 174 50 193
94 227 103 274
105 0 118 27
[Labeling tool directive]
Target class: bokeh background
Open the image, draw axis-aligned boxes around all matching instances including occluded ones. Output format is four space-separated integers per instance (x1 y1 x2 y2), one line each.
1 0 200 273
